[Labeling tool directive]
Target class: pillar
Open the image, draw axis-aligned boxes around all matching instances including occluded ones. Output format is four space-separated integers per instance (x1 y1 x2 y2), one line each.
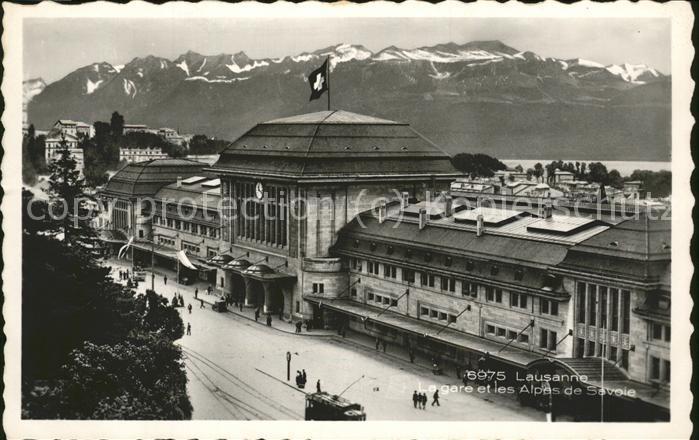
263 281 275 314
243 276 255 307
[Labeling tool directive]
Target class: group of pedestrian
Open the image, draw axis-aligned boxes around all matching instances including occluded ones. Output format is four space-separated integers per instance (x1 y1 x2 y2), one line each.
294 321 303 333
375 338 387 353
172 293 185 308
118 269 130 281
412 391 434 409
295 369 308 388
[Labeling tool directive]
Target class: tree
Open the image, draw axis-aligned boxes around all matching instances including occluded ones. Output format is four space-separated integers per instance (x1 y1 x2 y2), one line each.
533 162 544 180
451 153 506 178
628 170 672 198
110 112 125 137
607 169 624 189
514 164 523 172
587 162 610 185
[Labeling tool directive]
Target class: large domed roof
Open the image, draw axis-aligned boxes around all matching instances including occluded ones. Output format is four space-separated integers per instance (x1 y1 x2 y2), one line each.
211 110 460 181
102 158 207 198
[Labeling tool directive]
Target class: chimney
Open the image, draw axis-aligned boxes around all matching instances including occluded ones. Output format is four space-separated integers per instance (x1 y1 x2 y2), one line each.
418 208 428 230
401 191 410 209
444 195 453 217
176 176 182 188
543 197 553 219
476 214 484 237
378 203 387 224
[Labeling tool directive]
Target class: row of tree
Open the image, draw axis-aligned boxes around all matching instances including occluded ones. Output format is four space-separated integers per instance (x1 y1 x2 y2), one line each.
22 145 192 419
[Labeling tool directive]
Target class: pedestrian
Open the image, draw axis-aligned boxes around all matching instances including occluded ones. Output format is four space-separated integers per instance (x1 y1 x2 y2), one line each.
164 275 168 285
295 321 302 333
208 284 212 295
316 379 321 393
266 313 272 327
188 303 192 314
409 348 415 364
375 338 380 350
254 308 260 322
420 393 427 409
172 295 178 307
119 270 123 280
382 340 387 353
295 371 303 388
278 308 284 321
412 390 418 408
302 369 307 384
194 287 198 299
200 299 205 309
186 323 191 335
239 302 243 312
431 389 440 407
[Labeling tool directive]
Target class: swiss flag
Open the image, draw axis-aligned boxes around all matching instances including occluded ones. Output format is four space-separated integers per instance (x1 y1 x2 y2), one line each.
308 59 329 101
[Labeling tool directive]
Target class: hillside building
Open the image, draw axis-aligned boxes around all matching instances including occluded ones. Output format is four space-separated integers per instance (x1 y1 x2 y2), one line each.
119 146 169 163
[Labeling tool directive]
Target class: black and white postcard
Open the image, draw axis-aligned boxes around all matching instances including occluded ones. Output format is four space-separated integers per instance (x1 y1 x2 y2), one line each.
2 1 693 439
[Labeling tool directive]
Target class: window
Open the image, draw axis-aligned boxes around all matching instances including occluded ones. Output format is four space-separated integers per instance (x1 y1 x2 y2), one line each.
420 306 429 316
540 299 559 316
588 284 597 326
650 323 670 342
622 290 630 333
448 314 457 324
518 333 529 344
391 299 398 307
486 287 502 303
367 261 379 275
420 272 427 286
368 293 375 301
650 356 661 381
540 329 557 351
427 274 435 288
430 309 438 318
511 293 527 309
496 327 506 337
383 264 396 279
139 230 144 238
383 297 390 305
438 312 447 321
599 286 608 329
318 283 324 294
440 277 455 292
507 330 518 340
220 277 224 287
610 288 619 330
663 359 671 383
296 301 300 313
403 268 415 283
486 324 495 334
350 288 357 297
514 269 524 281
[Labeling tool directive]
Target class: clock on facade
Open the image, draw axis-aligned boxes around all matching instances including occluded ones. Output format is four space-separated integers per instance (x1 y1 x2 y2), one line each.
255 182 264 199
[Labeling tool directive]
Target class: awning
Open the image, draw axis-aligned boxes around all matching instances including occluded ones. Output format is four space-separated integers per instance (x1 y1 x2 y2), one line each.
304 296 540 368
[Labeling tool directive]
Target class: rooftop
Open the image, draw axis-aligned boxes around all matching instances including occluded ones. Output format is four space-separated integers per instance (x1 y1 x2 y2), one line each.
211 110 461 181
101 158 207 198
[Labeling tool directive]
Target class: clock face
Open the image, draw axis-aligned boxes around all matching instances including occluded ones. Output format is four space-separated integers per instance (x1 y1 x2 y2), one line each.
255 182 264 199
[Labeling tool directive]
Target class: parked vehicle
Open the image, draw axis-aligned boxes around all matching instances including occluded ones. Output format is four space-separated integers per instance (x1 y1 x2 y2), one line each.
304 392 366 421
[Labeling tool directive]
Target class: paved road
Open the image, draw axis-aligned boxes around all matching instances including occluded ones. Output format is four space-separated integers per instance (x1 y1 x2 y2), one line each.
106 258 542 421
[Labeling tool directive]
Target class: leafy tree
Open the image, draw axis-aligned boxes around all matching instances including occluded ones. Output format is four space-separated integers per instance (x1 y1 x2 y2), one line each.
533 162 544 180
110 111 125 137
587 162 610 185
514 164 524 172
451 153 506 177
47 136 93 243
188 134 229 155
628 169 672 198
607 169 624 189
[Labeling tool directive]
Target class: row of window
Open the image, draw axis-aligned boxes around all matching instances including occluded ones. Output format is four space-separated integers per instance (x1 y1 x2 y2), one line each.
485 323 530 345
182 242 200 254
650 322 671 343
312 283 324 294
368 292 399 307
352 241 526 281
419 305 457 324
154 215 220 238
352 258 560 316
158 237 175 247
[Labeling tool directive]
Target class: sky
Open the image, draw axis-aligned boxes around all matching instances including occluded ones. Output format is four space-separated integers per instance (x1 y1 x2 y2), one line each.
24 17 670 83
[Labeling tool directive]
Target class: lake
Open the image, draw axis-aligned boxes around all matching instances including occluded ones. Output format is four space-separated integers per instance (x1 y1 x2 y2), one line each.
502 159 671 177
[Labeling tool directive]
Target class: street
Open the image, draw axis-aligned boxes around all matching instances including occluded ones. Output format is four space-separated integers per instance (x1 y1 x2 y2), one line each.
106 258 542 421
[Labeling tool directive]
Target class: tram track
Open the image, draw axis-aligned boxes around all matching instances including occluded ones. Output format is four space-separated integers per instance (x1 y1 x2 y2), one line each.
182 345 302 420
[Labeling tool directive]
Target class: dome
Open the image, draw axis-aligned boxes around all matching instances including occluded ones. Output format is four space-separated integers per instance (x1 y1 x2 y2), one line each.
224 258 251 270
210 253 234 265
244 264 274 275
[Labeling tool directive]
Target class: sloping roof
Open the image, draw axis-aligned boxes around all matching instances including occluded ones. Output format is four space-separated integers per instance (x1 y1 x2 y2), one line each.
211 110 460 181
101 158 207 198
155 172 221 210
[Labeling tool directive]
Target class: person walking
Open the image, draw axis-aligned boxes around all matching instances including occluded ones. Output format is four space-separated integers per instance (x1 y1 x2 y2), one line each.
420 393 427 409
431 389 440 407
164 275 168 285
186 323 191 336
412 391 419 409
266 313 272 327
295 321 302 333
194 287 198 299
254 308 260 322
200 299 205 309
302 369 307 384
188 303 192 314
316 379 321 393
239 301 243 312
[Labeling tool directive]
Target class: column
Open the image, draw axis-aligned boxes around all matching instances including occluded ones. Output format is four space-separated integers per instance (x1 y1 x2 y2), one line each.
584 283 590 356
617 289 624 364
262 281 275 314
605 288 612 360
243 275 255 307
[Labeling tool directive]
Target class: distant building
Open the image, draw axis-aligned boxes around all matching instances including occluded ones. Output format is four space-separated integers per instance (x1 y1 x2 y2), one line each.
52 119 93 138
553 169 575 184
122 124 152 134
159 127 185 146
119 146 169 163
44 132 84 173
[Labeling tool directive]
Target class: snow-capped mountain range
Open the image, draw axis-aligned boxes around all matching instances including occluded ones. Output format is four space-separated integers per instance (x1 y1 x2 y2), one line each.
25 40 670 161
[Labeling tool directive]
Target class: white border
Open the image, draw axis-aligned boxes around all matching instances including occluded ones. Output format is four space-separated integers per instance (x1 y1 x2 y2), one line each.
2 1 693 439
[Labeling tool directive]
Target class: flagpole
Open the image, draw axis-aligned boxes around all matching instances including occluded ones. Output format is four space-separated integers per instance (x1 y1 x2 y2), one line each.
326 56 330 111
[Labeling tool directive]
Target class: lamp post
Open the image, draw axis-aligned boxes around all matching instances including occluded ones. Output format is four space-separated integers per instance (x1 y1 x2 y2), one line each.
286 351 292 381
